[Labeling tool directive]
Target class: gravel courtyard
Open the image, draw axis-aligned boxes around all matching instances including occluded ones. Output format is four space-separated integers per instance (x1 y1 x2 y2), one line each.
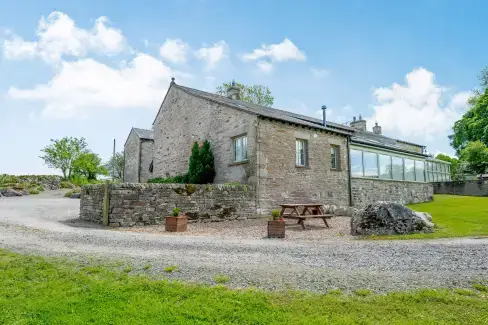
1 191 487 293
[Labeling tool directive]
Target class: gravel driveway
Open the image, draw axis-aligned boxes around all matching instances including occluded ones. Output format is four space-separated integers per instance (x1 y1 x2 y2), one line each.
1 191 487 293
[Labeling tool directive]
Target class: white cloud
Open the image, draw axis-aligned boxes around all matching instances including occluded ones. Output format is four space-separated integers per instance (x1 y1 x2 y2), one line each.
369 68 470 139
256 60 273 73
243 38 306 62
2 11 126 63
311 67 330 79
8 53 173 119
194 40 228 69
159 38 189 64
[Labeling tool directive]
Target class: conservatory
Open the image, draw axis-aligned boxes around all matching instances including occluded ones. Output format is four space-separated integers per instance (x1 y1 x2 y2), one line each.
349 145 451 183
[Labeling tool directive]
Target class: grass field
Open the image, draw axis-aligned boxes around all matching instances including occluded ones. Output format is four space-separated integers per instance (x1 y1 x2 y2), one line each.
1 249 487 324
372 195 488 240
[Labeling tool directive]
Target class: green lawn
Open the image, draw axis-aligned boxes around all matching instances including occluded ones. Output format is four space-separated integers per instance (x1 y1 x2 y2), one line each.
373 195 488 240
1 250 488 324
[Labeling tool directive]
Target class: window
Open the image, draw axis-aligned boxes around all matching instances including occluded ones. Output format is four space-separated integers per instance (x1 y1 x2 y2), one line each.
415 160 425 182
351 149 363 177
404 159 415 181
233 135 248 162
363 152 379 177
379 154 392 179
425 161 451 182
392 156 404 180
330 145 340 169
296 139 307 166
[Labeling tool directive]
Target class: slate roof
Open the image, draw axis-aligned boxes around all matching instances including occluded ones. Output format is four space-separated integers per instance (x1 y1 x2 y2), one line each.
168 83 426 155
133 128 154 140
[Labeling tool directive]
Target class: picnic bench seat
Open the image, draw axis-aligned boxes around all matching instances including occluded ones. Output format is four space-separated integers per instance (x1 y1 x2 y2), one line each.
279 204 333 229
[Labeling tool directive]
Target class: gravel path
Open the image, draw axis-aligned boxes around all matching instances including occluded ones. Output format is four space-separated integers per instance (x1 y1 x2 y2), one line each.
1 192 487 293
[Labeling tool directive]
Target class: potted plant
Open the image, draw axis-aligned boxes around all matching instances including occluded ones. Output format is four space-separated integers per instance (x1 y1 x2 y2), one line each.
268 209 285 238
165 207 188 232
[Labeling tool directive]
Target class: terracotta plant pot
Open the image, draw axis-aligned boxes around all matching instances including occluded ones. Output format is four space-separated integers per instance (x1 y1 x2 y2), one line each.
165 215 188 232
268 219 285 238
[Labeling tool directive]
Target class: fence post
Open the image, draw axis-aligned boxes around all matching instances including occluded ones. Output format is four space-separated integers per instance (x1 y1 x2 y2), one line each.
103 180 110 226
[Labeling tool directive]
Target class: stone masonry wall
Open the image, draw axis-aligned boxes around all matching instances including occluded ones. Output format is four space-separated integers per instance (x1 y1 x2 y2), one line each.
433 179 488 197
153 86 259 184
80 183 256 226
124 130 140 183
256 118 350 214
351 178 433 207
139 139 154 183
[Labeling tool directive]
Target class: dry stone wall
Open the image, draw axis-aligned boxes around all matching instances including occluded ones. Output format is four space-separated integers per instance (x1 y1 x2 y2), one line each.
80 183 256 227
433 180 488 197
351 178 433 207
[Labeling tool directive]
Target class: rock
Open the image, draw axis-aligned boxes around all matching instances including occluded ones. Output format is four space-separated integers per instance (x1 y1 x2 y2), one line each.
329 205 337 215
0 189 24 197
350 202 435 236
69 193 81 199
22 190 29 196
322 205 331 214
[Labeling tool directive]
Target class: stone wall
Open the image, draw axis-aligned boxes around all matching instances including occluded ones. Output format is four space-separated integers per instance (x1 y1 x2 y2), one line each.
139 140 154 183
152 85 259 184
351 178 433 207
433 180 488 197
256 118 350 213
80 183 256 226
124 130 140 183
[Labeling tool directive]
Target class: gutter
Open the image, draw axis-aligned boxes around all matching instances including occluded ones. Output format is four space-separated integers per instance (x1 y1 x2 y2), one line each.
347 136 353 207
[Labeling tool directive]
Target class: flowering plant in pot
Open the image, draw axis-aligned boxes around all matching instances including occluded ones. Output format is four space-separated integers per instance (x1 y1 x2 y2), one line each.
268 209 285 238
165 207 188 232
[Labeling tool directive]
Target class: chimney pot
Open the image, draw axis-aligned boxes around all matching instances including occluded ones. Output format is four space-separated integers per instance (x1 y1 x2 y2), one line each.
321 105 327 127
226 80 240 100
373 122 382 135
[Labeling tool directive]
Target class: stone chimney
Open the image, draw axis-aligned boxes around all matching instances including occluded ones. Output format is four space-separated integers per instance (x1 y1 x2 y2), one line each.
226 80 240 100
373 122 382 135
350 115 367 131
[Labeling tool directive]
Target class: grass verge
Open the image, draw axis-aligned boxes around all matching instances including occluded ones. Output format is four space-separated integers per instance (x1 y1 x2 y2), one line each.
371 195 488 240
1 249 488 324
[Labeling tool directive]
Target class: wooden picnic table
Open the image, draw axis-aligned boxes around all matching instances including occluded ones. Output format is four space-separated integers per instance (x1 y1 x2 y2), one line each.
279 204 333 230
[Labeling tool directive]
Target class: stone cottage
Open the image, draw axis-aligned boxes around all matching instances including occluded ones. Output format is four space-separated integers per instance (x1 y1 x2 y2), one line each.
124 79 450 213
123 128 154 183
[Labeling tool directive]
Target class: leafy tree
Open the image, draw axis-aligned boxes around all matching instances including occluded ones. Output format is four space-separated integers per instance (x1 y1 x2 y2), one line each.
459 141 488 175
40 137 88 180
450 68 488 154
187 141 216 184
188 142 204 184
199 140 216 184
216 81 274 107
72 152 108 180
435 154 463 180
105 152 125 180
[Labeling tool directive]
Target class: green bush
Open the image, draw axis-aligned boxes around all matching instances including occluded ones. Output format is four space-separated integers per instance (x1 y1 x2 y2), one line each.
69 175 89 187
64 188 81 197
60 181 74 189
171 207 181 217
28 189 40 195
188 140 215 184
271 210 281 220
148 174 188 184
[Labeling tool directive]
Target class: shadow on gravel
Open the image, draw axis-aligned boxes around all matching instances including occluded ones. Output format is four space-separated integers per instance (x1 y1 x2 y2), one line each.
60 218 105 229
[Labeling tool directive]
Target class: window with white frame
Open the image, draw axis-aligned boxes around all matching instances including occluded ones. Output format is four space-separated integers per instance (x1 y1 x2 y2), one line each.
233 135 248 162
330 145 340 169
296 139 308 166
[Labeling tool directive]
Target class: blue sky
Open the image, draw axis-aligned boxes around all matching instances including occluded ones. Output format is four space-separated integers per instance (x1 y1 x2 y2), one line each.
0 0 486 175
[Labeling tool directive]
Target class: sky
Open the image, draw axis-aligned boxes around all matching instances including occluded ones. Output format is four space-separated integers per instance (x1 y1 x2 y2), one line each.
0 0 486 175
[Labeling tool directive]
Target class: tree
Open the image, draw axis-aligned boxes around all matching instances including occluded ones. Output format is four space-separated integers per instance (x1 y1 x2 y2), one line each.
450 68 488 154
187 141 216 184
105 152 125 180
72 152 108 180
459 141 488 175
216 81 274 107
188 142 204 184
435 154 463 180
40 137 88 180
199 140 216 184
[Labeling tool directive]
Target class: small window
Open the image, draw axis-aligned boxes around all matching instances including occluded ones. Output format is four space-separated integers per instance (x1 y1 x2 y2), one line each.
296 139 308 166
330 145 340 169
233 135 248 162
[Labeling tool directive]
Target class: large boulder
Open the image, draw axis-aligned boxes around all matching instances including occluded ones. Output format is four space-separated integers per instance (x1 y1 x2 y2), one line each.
0 189 24 197
350 202 435 236
69 193 81 199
